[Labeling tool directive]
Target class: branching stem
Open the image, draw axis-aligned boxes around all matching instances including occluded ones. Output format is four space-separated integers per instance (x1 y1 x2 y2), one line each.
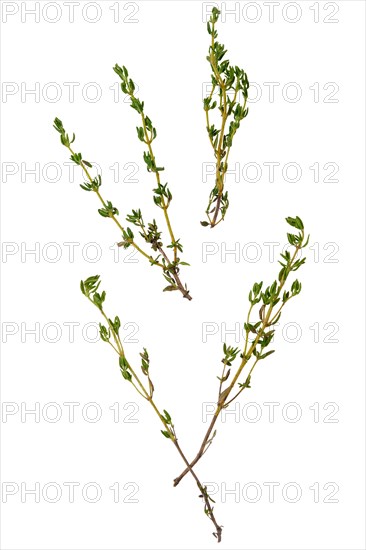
82 278 221 540
174 219 308 485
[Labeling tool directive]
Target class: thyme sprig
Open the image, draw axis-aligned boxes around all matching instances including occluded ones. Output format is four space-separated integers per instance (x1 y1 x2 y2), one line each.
201 7 249 228
113 64 191 297
53 118 192 300
80 275 222 541
174 216 309 485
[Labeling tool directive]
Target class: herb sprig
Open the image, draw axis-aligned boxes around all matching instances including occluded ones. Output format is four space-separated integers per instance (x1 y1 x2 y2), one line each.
80 275 222 541
113 64 191 297
174 216 309 485
53 118 192 300
201 7 249 228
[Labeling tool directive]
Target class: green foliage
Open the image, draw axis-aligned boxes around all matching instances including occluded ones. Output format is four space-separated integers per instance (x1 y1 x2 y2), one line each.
202 8 249 228
53 113 191 300
119 355 132 381
214 217 308 409
140 348 150 375
80 273 221 539
70 152 83 165
53 117 75 147
286 216 304 230
143 151 164 173
92 290 106 310
144 220 162 251
167 239 183 254
80 175 101 192
80 274 101 298
222 343 240 366
80 275 106 310
248 281 263 305
113 63 192 299
238 375 251 389
98 200 119 218
118 227 135 249
99 324 110 342
204 188 229 227
153 183 172 208
242 217 308 382
126 208 143 227
162 410 172 425
111 315 121 335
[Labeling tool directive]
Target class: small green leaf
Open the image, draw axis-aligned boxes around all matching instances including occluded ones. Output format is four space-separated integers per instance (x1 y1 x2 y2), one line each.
260 350 275 360
163 410 172 424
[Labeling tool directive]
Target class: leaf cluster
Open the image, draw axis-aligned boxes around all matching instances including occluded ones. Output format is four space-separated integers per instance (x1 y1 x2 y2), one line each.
202 8 249 227
216 216 309 407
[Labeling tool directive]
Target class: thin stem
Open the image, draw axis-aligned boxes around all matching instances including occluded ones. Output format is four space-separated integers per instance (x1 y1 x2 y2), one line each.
220 84 245 183
102 311 124 355
107 340 120 355
171 435 222 541
224 357 259 408
210 196 222 227
157 244 192 301
141 393 222 539
210 86 243 229
205 86 216 151
243 302 254 357
139 101 178 262
174 413 219 487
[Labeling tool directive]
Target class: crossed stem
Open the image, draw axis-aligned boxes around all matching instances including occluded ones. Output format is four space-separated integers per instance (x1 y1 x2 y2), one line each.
89 295 220 540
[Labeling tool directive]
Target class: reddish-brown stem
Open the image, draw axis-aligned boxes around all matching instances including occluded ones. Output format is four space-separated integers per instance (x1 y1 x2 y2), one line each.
171 436 222 541
174 414 218 486
157 245 192 300
210 194 222 227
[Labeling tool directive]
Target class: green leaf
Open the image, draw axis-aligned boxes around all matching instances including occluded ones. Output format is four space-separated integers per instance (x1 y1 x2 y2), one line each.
163 410 172 424
121 370 132 381
260 350 275 360
286 216 304 231
114 316 121 333
119 356 128 369
238 375 251 389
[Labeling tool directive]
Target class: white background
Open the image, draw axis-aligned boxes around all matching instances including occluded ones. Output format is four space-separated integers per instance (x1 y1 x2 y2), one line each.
1 1 365 549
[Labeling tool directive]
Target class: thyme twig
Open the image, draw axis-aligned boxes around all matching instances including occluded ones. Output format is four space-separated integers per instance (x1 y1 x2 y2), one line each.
173 216 309 485
201 8 249 228
113 64 192 298
80 275 222 541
